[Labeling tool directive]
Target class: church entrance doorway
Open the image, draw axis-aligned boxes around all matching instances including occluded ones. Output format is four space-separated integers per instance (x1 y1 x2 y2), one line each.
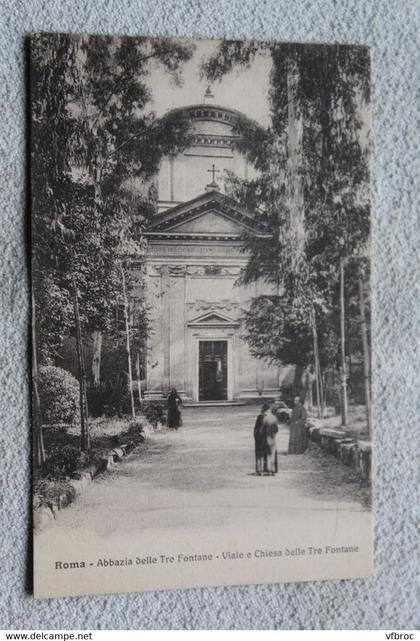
198 340 228 401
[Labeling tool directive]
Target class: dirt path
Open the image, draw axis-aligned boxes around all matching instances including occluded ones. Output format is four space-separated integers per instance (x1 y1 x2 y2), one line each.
35 405 372 596
46 405 370 538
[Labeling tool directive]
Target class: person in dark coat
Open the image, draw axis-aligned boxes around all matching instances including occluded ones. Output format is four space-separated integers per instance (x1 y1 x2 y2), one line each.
167 387 182 429
261 405 279 475
254 404 269 475
288 396 308 454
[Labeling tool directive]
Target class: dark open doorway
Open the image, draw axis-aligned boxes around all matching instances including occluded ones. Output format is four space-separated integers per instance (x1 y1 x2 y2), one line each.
198 340 228 401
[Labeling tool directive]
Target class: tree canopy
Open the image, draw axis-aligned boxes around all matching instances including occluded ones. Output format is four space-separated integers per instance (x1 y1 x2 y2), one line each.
31 34 195 363
203 41 371 376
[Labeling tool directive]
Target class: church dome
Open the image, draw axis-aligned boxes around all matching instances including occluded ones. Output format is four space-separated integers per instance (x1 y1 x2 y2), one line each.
157 99 255 213
171 103 242 149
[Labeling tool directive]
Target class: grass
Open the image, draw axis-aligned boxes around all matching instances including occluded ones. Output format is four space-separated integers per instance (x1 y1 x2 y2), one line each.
35 414 152 514
67 416 133 451
40 414 152 478
309 405 370 440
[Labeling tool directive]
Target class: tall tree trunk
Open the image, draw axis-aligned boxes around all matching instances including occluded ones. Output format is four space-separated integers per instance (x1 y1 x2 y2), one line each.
135 351 142 406
72 278 89 452
31 289 45 470
286 55 305 272
347 314 353 383
358 272 372 437
310 306 323 418
306 367 315 413
340 259 348 425
292 365 304 400
91 331 102 385
318 357 324 417
120 263 136 418
317 362 324 417
286 55 308 409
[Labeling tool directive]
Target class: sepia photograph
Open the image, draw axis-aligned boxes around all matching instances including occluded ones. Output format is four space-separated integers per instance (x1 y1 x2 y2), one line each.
31 33 373 598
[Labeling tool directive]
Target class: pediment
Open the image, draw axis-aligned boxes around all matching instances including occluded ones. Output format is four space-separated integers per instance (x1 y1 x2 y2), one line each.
168 210 243 235
187 311 239 327
146 191 269 239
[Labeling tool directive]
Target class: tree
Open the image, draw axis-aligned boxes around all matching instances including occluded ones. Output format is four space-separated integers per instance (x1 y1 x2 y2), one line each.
31 34 194 440
31 33 194 357
203 42 371 413
31 33 75 463
31 290 45 470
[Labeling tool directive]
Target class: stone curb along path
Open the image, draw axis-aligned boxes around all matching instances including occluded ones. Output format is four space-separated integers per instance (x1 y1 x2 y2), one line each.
33 440 138 532
34 419 371 531
308 423 372 482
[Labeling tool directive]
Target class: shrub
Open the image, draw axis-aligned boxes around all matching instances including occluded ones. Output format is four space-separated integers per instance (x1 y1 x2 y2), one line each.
86 383 107 417
87 379 133 417
42 424 80 453
34 479 76 509
39 366 80 425
44 444 89 479
279 384 294 406
142 401 166 427
328 383 342 415
127 419 147 441
127 419 144 433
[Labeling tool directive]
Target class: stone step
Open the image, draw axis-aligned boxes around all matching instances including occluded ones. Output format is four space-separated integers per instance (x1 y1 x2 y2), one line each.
319 428 347 439
184 401 247 407
357 440 372 452
339 440 356 449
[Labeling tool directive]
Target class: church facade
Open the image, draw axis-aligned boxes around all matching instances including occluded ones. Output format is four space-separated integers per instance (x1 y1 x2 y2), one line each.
138 98 292 403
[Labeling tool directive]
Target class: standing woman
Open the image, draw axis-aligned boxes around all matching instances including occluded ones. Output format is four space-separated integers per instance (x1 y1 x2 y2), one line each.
167 387 182 429
288 396 308 454
262 405 279 475
254 404 269 475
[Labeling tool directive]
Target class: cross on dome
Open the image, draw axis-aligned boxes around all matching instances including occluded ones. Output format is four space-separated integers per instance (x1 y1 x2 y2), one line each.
205 164 221 193
207 164 220 183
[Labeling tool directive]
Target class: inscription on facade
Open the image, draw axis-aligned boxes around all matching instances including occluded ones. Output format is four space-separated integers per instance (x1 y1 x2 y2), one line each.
147 265 243 278
147 244 245 257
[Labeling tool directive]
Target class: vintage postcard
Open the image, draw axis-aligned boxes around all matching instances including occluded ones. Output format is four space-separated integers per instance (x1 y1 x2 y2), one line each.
31 33 373 598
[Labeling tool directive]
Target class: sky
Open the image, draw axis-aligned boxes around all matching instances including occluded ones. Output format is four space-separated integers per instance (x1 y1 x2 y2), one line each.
145 38 273 126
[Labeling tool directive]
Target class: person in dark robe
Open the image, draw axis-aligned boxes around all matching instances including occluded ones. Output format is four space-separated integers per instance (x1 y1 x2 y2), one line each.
167 387 182 429
288 396 308 454
254 404 269 475
262 405 279 475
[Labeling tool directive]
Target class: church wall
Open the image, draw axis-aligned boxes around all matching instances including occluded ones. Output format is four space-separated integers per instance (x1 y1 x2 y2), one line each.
143 267 165 396
183 155 230 201
156 107 253 211
158 158 171 203
188 274 239 304
157 147 257 211
185 145 233 159
143 242 283 403
143 103 280 402
158 150 236 206
172 156 186 202
190 119 233 136
169 274 186 393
